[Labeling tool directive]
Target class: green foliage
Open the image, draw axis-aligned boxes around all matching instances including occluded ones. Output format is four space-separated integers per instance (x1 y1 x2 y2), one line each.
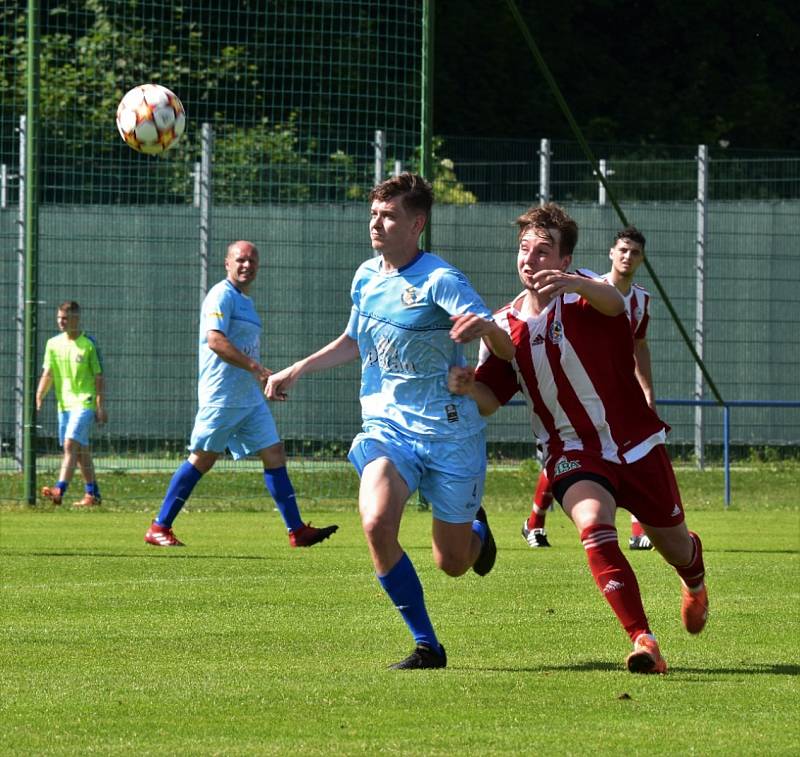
408 136 478 204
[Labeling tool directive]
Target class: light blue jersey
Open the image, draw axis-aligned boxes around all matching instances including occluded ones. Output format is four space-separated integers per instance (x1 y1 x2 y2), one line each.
346 251 491 437
198 279 263 407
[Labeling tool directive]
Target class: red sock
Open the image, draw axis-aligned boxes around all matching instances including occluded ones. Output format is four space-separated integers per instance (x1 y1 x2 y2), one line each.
671 531 705 589
581 525 650 642
527 472 553 529
630 517 645 538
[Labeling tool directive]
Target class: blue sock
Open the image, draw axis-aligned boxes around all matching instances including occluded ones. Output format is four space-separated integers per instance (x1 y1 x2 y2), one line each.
377 552 440 652
56 480 68 494
155 461 202 527
86 481 100 497
264 467 303 531
472 519 487 543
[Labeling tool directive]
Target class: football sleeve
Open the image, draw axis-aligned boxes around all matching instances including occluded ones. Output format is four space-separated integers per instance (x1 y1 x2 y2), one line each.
475 345 520 406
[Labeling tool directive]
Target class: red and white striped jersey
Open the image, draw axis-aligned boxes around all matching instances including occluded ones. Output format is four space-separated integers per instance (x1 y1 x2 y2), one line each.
475 278 667 465
578 268 651 339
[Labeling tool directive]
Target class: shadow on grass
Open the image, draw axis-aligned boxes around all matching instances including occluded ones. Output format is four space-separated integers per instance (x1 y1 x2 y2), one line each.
1 550 271 561
480 661 799 676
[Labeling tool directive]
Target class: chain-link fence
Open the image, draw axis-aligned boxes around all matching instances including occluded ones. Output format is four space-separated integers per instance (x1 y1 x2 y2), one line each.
2 1 799 505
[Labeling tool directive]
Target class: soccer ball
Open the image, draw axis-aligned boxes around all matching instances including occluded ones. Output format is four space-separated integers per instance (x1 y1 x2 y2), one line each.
116 84 186 155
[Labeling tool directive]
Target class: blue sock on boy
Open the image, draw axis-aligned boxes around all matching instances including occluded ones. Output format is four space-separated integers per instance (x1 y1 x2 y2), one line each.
378 552 441 653
155 461 202 527
264 466 303 531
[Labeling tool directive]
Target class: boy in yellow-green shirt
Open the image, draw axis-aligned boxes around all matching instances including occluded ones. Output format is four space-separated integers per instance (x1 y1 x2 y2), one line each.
36 301 107 506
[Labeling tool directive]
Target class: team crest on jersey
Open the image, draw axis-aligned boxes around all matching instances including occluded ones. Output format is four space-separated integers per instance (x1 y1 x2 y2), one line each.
548 320 563 344
633 306 643 321
75 354 84 363
445 403 459 423
401 286 420 306
554 456 580 476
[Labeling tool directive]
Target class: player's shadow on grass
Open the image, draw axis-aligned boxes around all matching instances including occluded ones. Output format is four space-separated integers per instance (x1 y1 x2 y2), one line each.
713 548 797 555
490 661 800 675
11 550 271 561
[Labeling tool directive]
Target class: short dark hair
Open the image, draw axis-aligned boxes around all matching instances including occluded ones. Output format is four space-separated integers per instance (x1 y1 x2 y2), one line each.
515 202 578 257
369 172 433 219
614 226 646 248
58 300 80 314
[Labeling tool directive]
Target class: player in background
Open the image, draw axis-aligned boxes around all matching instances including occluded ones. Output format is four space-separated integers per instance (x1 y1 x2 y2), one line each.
144 241 338 549
37 301 107 507
449 203 708 674
521 227 656 550
267 173 514 669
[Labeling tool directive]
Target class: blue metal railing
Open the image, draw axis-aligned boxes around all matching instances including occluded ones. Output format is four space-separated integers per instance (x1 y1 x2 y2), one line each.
507 398 800 507
656 399 800 507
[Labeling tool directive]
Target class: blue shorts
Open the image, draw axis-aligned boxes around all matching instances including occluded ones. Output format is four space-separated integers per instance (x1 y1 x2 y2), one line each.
58 409 95 447
189 403 280 460
348 422 486 524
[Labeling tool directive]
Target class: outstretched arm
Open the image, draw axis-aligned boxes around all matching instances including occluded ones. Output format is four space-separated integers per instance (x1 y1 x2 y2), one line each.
448 366 502 416
266 332 359 401
449 314 514 361
532 270 625 316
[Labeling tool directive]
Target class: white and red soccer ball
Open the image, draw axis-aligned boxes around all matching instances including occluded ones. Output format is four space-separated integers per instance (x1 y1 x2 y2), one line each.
116 84 186 154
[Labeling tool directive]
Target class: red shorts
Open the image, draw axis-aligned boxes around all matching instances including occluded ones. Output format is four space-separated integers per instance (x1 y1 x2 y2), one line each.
546 445 684 528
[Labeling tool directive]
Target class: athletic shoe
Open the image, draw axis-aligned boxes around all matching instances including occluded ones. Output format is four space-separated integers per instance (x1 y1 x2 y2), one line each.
472 506 497 576
681 583 709 634
626 633 668 674
289 522 339 548
629 534 654 551
521 522 551 548
144 522 185 547
41 486 63 505
73 494 101 508
389 643 447 670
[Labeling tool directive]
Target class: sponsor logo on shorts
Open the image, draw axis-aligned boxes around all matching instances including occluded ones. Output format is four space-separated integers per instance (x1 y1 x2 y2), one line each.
672 504 681 517
554 456 580 476
548 320 563 344
445 403 459 423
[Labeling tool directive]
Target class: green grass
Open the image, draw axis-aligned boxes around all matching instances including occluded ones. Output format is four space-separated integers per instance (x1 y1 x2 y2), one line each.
1 466 799 755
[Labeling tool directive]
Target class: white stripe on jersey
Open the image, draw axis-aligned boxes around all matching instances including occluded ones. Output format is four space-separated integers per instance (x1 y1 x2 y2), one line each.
490 297 624 462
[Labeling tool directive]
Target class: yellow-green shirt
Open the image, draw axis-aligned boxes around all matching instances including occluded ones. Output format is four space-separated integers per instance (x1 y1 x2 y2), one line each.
43 332 103 411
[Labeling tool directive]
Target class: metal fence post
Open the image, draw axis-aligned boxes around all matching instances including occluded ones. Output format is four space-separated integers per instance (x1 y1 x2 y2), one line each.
15 116 26 472
199 123 212 302
538 138 550 205
694 145 708 468
374 129 386 187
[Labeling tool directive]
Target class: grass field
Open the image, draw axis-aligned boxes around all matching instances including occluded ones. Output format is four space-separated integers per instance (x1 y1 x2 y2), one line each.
1 464 799 755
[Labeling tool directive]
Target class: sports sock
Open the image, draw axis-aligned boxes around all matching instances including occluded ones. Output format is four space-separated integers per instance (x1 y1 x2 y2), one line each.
263 466 303 532
55 479 68 494
378 552 441 653
155 461 202 527
581 524 650 642
527 471 552 529
671 531 706 590
86 481 100 497
471 518 487 543
630 517 645 538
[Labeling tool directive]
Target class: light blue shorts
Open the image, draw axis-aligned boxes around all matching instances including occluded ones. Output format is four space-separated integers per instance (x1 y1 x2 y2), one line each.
348 422 486 524
58 408 95 447
189 403 280 460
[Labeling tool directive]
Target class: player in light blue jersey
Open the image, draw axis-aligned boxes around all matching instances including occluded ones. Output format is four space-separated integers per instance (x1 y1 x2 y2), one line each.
144 241 338 548
267 173 513 669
